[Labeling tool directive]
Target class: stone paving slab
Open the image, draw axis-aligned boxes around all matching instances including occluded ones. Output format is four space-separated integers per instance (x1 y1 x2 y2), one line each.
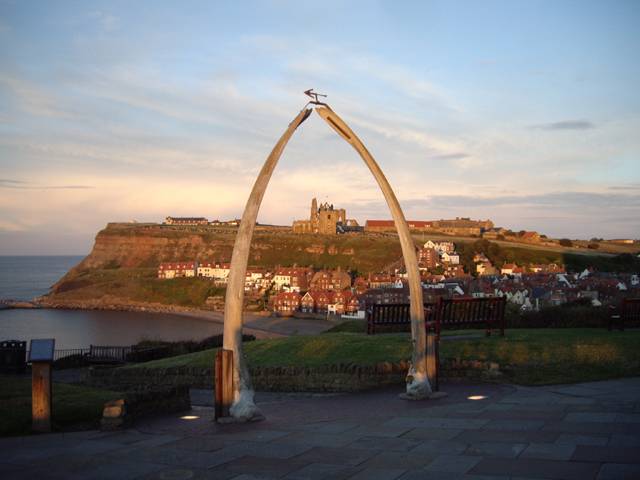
357 451 435 470
469 457 601 480
2 379 640 479
219 455 307 478
571 445 640 464
291 446 377 467
608 433 640 446
520 442 577 461
424 454 483 473
454 428 558 444
596 462 640 480
555 433 608 446
282 462 360 480
464 441 527 458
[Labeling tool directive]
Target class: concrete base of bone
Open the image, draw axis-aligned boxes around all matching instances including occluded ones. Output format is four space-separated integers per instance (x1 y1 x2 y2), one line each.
399 369 434 400
218 387 264 423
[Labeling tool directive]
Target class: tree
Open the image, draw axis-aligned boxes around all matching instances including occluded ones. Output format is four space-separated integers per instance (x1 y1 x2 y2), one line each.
559 238 573 247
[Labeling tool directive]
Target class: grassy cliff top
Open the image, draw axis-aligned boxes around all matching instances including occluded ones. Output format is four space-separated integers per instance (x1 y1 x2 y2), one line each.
123 328 640 385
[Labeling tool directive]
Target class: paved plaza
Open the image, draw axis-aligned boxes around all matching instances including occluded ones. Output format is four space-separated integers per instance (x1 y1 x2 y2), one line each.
2 378 640 479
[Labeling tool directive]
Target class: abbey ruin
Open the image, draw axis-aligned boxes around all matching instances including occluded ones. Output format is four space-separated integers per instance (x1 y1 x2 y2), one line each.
292 198 358 235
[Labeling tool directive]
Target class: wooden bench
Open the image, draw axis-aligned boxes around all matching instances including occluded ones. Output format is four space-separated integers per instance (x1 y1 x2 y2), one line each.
87 345 132 364
366 297 506 337
608 298 640 331
366 303 435 335
432 296 506 339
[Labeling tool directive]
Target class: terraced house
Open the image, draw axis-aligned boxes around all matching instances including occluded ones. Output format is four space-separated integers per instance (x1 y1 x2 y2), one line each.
157 262 197 279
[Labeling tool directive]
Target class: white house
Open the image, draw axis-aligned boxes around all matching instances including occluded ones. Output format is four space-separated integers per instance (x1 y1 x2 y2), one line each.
441 252 460 265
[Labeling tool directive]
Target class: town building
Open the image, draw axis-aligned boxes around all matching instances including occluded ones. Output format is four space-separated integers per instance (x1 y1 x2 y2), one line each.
520 231 541 243
273 267 311 291
368 273 397 289
164 217 208 226
310 269 351 291
197 262 231 280
477 261 498 276
440 251 460 265
158 262 197 279
273 291 301 316
418 247 439 269
365 218 493 236
365 220 432 232
424 240 455 253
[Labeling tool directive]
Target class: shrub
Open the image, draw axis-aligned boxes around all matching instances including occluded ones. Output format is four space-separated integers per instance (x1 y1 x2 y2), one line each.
507 301 609 328
559 238 573 247
130 334 256 362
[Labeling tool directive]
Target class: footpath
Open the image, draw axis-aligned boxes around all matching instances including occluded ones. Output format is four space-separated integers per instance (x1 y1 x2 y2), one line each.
2 378 640 479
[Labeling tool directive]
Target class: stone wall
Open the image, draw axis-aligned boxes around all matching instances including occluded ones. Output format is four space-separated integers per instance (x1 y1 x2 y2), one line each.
86 358 502 392
101 385 191 430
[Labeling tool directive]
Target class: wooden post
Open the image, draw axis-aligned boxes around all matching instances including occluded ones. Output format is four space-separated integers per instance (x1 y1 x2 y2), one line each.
32 362 52 432
214 350 223 419
214 349 234 419
29 338 55 433
426 333 438 392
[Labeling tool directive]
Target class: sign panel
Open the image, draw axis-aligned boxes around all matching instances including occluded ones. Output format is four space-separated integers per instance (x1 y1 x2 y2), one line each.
28 339 55 362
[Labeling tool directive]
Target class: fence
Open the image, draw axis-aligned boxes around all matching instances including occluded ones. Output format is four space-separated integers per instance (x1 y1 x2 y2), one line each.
53 348 90 361
5 344 169 370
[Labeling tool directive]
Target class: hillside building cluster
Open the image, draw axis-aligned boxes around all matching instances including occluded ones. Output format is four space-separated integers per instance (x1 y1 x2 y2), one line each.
157 252 637 317
164 217 241 227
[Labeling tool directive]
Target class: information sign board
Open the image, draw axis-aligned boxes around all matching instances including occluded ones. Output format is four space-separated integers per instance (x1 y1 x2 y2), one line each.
28 339 55 363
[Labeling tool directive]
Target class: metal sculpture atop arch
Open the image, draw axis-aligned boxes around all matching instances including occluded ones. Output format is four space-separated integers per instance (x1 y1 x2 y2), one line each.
222 98 432 421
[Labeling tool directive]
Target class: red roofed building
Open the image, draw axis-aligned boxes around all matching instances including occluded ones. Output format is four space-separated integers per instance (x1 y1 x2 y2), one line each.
365 220 432 232
418 247 439 269
158 262 197 279
273 291 301 316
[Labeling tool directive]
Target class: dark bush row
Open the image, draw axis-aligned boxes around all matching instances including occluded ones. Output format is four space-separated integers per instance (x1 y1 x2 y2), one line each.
130 333 256 362
506 300 611 329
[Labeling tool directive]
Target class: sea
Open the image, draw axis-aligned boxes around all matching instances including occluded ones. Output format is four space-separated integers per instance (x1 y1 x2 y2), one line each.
0 256 223 349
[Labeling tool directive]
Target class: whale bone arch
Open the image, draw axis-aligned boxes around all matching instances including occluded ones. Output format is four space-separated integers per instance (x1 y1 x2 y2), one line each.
222 104 431 420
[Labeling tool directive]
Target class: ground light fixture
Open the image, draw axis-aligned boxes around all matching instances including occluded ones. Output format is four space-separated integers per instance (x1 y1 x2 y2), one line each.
179 415 200 420
467 395 488 400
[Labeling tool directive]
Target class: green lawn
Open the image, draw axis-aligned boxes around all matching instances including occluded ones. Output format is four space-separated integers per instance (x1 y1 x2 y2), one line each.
125 328 640 385
0 376 121 436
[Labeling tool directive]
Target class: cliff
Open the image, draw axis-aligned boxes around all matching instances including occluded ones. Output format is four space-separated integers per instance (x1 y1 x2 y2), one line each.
42 222 404 308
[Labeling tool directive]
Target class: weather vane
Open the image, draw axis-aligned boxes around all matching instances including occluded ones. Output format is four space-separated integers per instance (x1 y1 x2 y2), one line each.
304 88 327 105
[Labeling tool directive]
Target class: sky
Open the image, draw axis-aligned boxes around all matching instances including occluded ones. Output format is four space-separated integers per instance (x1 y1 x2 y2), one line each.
0 0 639 254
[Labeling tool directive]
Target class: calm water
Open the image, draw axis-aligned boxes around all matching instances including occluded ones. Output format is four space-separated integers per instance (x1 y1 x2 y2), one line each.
0 309 223 349
0 256 223 349
0 255 84 301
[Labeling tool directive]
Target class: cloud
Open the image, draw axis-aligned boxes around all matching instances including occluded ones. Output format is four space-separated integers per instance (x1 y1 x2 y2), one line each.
427 152 470 161
532 120 595 131
403 191 640 209
0 179 93 190
608 184 640 191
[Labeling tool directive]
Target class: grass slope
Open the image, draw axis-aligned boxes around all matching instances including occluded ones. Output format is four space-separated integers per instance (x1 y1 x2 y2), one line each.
125 329 640 386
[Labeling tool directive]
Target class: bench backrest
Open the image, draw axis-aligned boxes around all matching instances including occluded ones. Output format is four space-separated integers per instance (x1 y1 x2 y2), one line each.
367 297 506 335
622 298 640 321
88 345 131 361
370 303 410 326
436 296 506 328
